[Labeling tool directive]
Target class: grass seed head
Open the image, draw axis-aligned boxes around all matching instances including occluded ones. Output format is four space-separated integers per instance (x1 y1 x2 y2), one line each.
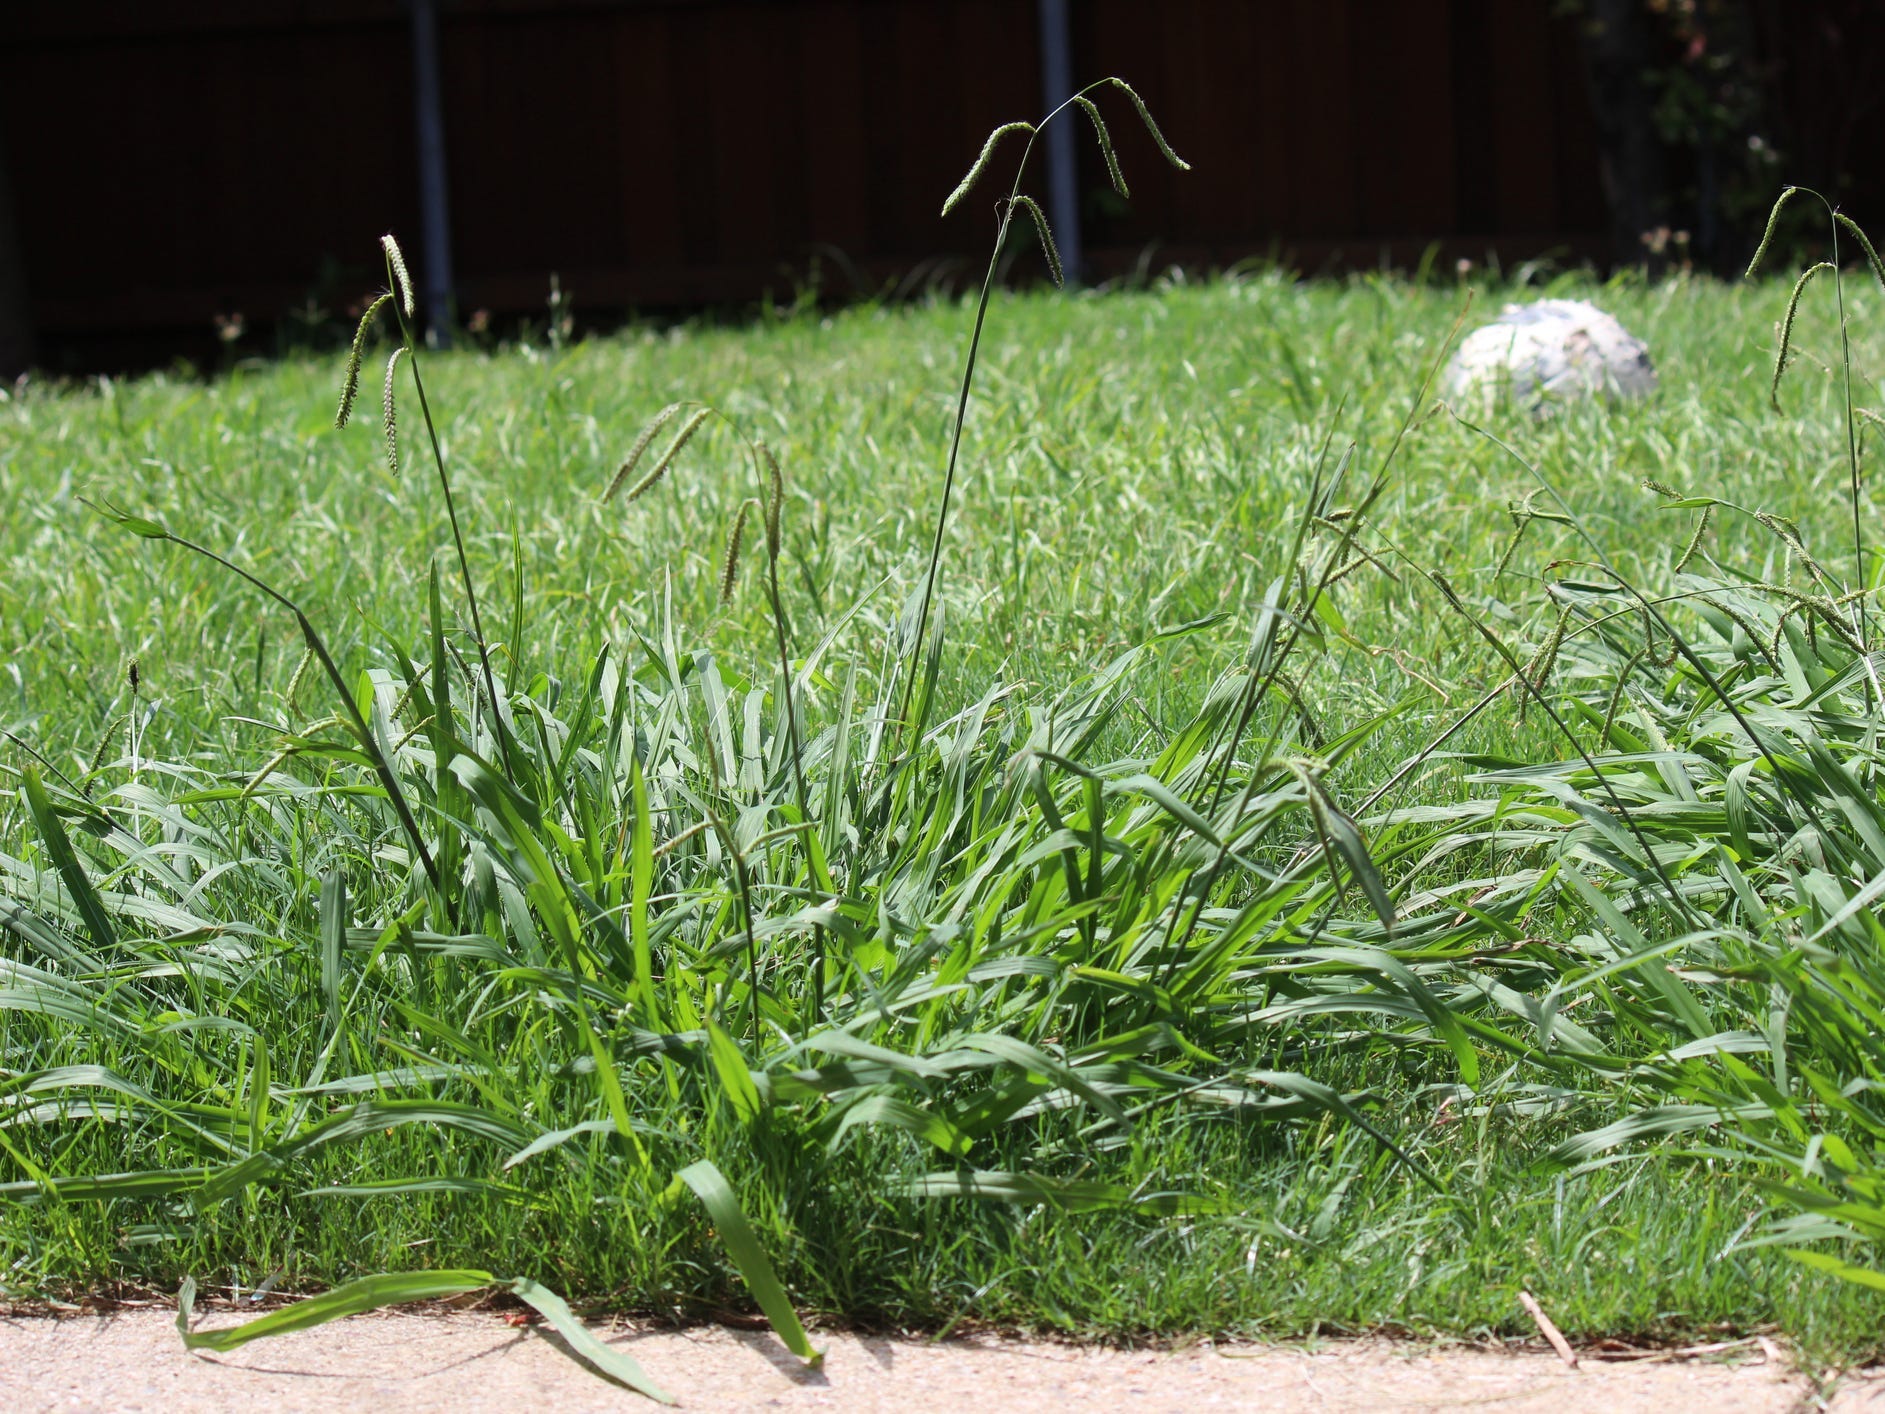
605 402 686 501
1492 518 1529 582
285 646 314 715
1835 212 1885 295
336 293 392 429
85 714 124 778
1744 186 1800 279
1109 77 1190 171
720 498 757 604
381 234 415 318
1771 261 1833 412
759 442 784 559
1675 503 1713 573
1755 510 1830 586
1517 610 1568 721
941 121 1036 218
1011 195 1064 287
1075 95 1128 198
621 407 713 504
383 347 405 473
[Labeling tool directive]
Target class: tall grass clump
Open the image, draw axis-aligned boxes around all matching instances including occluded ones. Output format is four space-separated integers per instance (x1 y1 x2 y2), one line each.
18 68 1885 1381
0 85 1503 1389
1391 191 1885 1296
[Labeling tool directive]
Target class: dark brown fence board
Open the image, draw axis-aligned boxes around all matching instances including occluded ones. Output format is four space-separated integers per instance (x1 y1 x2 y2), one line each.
2 0 1690 365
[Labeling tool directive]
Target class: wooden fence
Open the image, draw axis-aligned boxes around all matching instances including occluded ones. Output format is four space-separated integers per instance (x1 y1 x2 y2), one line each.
8 0 1612 367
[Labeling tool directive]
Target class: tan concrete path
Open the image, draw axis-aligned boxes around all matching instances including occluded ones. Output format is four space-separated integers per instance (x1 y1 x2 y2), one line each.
0 1308 1866 1412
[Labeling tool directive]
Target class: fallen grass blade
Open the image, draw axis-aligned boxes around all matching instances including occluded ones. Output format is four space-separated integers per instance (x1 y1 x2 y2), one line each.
507 1276 676 1404
677 1159 822 1366
175 1269 496 1351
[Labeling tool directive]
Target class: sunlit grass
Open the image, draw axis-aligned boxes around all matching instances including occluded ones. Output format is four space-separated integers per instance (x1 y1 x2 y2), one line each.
4 253 1885 1378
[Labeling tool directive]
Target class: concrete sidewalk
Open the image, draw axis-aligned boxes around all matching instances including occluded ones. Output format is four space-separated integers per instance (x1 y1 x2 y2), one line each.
0 1308 1859 1412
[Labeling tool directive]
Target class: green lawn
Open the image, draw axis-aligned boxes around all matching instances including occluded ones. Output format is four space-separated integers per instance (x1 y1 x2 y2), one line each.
6 270 1870 758
4 265 1885 1370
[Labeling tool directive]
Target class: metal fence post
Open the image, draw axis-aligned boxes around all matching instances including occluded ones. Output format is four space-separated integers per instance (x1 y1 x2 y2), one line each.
410 0 456 345
1036 0 1083 286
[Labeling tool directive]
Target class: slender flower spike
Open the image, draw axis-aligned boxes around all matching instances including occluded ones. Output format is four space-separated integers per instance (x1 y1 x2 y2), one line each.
719 498 756 604
941 122 1036 218
758 442 784 559
1011 196 1064 286
1076 95 1129 198
383 347 405 473
381 234 415 318
605 402 687 501
1110 78 1190 170
336 293 392 429
620 407 713 504
1744 187 1800 279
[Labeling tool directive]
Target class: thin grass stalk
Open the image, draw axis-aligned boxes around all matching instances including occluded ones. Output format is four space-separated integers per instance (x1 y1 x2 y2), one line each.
700 745 762 1045
758 472 809 819
1422 567 1700 929
1157 468 1389 975
733 458 818 1006
891 175 1025 761
763 549 822 1020
381 241 518 779
1448 412 1828 796
1753 187 1873 671
93 509 446 903
1398 585 1770 799
752 445 823 1021
1196 303 1464 822
1826 208 1869 663
1198 297 1465 826
1191 408 1349 815
894 77 1167 760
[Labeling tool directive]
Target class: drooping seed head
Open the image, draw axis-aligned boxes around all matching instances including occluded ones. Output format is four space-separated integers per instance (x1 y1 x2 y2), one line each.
620 407 713 504
336 292 392 429
1755 509 1829 586
285 646 315 713
1744 187 1800 279
1835 212 1885 295
719 497 757 604
381 234 415 318
604 402 686 500
1675 502 1713 573
383 347 406 473
941 121 1037 218
1075 95 1128 198
85 714 124 777
1771 261 1832 412
758 442 784 559
1010 195 1063 286
1109 77 1190 171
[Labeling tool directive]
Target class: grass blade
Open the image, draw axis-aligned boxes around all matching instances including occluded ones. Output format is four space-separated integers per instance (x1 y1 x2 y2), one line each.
176 1270 496 1351
20 767 115 953
319 868 345 1035
677 1159 821 1366
507 1275 676 1403
630 750 661 1028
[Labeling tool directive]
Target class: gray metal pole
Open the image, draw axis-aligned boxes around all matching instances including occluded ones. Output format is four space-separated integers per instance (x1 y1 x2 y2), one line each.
1036 0 1082 286
410 0 455 346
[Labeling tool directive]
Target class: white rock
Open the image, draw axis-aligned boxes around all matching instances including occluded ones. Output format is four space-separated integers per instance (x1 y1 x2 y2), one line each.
1446 299 1657 409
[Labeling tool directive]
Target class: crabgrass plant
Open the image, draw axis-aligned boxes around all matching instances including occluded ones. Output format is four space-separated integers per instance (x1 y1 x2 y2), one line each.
1381 191 1885 1297
0 88 1479 1392
13 87 1885 1381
